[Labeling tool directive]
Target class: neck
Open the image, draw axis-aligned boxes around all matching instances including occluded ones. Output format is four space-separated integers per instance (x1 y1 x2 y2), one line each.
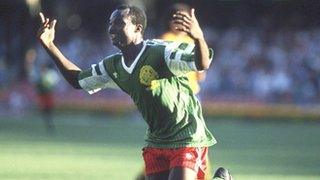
121 39 144 67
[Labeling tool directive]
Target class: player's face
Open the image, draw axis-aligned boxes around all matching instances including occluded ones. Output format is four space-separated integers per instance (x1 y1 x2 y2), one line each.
108 9 138 48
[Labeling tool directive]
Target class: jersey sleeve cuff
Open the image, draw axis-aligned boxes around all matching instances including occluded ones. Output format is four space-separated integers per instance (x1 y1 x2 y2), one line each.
78 71 101 95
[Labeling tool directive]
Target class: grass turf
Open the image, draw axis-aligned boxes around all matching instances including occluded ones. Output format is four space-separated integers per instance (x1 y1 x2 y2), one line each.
0 113 319 179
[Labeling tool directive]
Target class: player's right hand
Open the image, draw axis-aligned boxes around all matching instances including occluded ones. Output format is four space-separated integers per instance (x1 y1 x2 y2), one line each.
37 12 57 47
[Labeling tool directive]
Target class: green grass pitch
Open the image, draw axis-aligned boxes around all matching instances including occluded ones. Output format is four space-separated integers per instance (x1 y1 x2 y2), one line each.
0 113 319 179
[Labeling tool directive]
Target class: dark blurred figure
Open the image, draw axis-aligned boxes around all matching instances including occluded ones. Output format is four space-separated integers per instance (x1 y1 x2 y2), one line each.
26 56 59 133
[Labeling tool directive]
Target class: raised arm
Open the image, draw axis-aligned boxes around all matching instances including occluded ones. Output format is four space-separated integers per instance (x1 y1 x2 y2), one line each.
37 12 81 89
173 9 212 70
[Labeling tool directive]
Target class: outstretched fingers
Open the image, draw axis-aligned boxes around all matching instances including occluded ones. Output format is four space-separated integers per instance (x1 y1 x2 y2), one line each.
39 12 52 28
39 12 45 24
174 26 189 33
172 19 190 28
175 11 191 18
173 8 203 40
173 12 191 23
49 19 57 29
190 8 195 17
172 11 192 33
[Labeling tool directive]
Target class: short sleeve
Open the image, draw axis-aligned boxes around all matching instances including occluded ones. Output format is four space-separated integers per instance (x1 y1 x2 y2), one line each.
164 41 213 76
78 60 119 94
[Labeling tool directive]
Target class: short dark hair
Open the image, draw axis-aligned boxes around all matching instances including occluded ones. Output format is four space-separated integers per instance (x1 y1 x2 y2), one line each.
116 5 147 34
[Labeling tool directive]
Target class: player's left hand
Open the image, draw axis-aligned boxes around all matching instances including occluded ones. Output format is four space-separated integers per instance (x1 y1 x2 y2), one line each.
173 8 204 40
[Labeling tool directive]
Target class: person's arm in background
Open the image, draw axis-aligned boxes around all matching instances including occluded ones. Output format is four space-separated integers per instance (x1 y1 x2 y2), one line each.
197 71 206 82
37 12 81 89
173 9 212 70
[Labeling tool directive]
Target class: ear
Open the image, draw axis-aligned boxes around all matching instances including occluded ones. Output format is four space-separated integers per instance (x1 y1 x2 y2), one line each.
135 24 143 33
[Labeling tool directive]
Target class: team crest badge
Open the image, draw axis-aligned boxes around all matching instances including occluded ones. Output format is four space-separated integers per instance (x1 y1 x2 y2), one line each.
139 65 159 88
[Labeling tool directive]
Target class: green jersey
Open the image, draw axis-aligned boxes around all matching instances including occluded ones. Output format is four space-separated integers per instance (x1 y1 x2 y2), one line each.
78 39 216 148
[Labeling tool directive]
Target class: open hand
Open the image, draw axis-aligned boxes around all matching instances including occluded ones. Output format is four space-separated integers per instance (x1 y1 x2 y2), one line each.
37 12 57 46
172 9 204 40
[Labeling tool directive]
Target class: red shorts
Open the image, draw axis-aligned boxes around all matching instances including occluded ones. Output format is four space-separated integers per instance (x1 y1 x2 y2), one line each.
142 147 208 179
38 94 54 109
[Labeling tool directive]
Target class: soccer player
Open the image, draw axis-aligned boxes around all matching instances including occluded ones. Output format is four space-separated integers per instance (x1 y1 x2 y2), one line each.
26 57 59 133
37 4 216 180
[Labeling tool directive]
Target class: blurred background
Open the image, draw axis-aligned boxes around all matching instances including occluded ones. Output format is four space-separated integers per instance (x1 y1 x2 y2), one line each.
1 0 320 179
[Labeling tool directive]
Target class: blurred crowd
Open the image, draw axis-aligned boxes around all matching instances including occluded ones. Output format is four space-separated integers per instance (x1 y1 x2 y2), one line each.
202 27 320 104
34 24 320 104
0 0 320 115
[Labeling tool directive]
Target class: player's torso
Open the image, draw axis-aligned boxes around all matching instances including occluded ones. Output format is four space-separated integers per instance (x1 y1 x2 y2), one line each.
104 40 215 148
106 43 189 118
